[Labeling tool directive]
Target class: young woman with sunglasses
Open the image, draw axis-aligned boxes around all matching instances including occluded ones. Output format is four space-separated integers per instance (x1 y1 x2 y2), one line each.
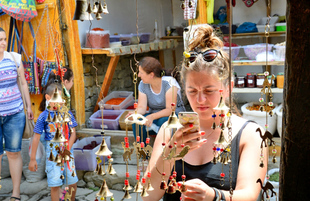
129 56 185 143
143 25 268 201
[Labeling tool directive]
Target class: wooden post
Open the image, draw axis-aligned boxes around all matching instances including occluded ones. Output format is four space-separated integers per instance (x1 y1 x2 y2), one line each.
280 0 310 200
59 0 85 128
93 56 120 112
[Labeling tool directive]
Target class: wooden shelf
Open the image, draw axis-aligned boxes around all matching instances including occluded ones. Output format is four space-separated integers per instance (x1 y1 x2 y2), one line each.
160 31 286 42
229 31 286 39
233 60 285 66
81 39 178 56
233 88 283 93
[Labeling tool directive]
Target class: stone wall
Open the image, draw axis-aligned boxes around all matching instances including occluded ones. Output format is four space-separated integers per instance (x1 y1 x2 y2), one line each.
83 52 160 126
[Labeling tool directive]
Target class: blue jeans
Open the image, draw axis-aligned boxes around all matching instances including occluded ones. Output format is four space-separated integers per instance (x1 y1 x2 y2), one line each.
45 142 78 187
132 113 169 143
0 111 25 155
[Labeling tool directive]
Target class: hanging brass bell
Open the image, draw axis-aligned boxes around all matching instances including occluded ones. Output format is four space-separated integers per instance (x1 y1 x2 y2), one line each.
95 138 112 156
64 155 70 161
226 120 232 128
180 183 187 193
97 2 104 13
213 96 229 111
63 112 71 123
96 180 113 197
212 156 218 164
46 111 53 122
166 111 183 129
57 112 63 122
140 186 149 197
123 182 132 191
180 1 185 10
55 154 62 163
48 152 55 161
49 88 64 103
72 171 76 177
92 3 98 14
52 112 59 123
212 122 217 130
86 2 92 13
97 165 106 176
160 180 167 190
60 175 65 180
122 190 131 199
188 0 193 8
56 162 63 166
146 180 154 191
73 0 93 21
51 128 66 143
107 161 116 175
102 3 109 14
269 110 274 117
166 184 176 194
214 130 226 145
272 156 277 163
133 180 143 193
259 161 264 168
94 163 100 173
220 122 225 130
95 12 102 20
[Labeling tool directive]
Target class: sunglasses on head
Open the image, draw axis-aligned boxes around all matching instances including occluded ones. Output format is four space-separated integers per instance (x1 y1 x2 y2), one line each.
189 49 221 63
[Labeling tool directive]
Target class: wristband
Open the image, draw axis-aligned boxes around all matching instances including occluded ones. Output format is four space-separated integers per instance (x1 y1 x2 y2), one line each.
212 187 220 201
219 189 226 201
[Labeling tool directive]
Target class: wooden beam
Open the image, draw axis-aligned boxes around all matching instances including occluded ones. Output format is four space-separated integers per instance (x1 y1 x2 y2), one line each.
158 50 165 68
93 56 120 112
60 0 85 127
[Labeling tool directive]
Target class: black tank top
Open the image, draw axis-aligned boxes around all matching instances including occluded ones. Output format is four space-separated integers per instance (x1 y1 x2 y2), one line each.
163 121 255 201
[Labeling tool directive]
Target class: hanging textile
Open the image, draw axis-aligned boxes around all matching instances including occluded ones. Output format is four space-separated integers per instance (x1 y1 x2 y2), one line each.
0 8 6 16
0 0 38 22
184 0 197 20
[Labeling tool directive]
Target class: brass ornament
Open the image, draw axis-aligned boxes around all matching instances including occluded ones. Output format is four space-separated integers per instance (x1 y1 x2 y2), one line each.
95 12 102 20
122 190 131 199
213 96 229 111
140 186 149 197
49 88 64 103
73 0 93 21
166 111 183 129
97 180 113 198
133 180 143 193
95 138 112 156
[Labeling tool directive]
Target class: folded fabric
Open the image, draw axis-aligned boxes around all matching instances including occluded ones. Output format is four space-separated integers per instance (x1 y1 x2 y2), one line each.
236 22 258 33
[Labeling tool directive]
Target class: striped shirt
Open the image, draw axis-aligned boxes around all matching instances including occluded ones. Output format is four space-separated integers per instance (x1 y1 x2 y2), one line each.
138 76 185 114
34 109 78 141
0 51 23 116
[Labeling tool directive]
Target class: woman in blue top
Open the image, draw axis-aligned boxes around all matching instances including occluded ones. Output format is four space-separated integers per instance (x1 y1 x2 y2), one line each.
131 56 185 142
0 27 34 201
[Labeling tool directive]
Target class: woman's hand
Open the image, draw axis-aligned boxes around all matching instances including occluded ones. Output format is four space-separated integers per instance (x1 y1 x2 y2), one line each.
145 115 154 127
28 159 38 172
27 106 34 119
180 179 215 201
166 124 207 160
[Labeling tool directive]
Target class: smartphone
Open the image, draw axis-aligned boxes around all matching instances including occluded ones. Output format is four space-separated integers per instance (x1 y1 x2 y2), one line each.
179 112 200 133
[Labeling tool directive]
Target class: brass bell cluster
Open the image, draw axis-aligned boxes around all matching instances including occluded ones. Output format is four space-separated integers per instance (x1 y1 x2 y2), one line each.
94 137 115 200
73 0 109 21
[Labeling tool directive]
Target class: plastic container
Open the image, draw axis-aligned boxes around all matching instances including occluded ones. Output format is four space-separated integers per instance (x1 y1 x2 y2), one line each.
119 110 133 131
223 46 241 60
243 43 274 60
140 33 151 43
277 72 284 89
241 102 277 135
89 109 125 130
130 33 142 44
275 104 283 137
72 136 111 171
120 34 131 41
273 45 286 61
110 41 122 48
275 23 286 31
256 17 278 32
102 91 134 110
85 29 110 48
110 35 120 42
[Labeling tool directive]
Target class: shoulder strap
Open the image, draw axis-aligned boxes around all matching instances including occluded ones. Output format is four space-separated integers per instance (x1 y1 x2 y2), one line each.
10 52 27 110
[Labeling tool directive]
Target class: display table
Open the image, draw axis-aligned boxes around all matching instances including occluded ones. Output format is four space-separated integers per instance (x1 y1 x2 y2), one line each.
81 39 178 112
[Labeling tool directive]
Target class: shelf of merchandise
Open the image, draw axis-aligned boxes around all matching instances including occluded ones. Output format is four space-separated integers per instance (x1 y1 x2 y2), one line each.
232 60 285 66
160 31 286 41
233 88 283 93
